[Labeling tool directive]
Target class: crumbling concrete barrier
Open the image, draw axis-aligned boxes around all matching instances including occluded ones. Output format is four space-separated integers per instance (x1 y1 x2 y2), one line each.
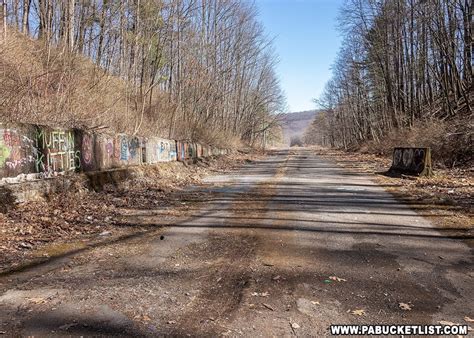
0 122 230 204
36 127 80 176
389 147 433 176
1 123 228 182
0 123 38 179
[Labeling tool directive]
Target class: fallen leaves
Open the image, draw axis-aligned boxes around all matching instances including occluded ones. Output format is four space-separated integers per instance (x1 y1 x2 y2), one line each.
291 322 300 329
251 292 269 297
399 302 413 311
322 148 473 231
1 155 255 272
351 309 366 316
465 317 474 323
329 276 347 282
25 297 47 304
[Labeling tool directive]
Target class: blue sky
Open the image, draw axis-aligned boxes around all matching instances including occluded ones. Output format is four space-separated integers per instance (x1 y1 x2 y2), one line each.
256 0 344 112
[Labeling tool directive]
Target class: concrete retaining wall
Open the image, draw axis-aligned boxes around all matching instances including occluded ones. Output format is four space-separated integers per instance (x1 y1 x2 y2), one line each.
0 122 228 184
145 138 177 163
37 127 80 176
0 124 37 179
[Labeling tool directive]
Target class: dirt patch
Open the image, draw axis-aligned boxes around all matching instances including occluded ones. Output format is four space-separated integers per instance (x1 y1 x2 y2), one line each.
0 153 261 273
163 152 290 335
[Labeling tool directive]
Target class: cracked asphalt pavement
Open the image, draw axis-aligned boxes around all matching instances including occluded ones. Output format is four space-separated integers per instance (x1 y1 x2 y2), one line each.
0 148 472 336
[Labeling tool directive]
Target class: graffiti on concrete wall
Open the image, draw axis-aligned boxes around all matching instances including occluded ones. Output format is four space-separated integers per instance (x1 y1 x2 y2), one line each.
99 136 114 169
129 137 140 160
187 143 194 158
176 141 185 161
158 139 177 161
120 137 128 161
36 128 80 175
169 141 177 161
79 133 145 171
105 139 113 158
94 135 113 169
99 136 115 170
82 133 94 166
87 134 147 168
0 129 36 175
0 143 10 167
0 123 228 181
390 147 432 176
144 138 176 163
113 137 121 161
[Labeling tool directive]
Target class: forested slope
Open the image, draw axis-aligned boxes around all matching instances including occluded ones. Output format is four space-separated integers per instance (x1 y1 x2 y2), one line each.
0 0 284 147
308 0 472 166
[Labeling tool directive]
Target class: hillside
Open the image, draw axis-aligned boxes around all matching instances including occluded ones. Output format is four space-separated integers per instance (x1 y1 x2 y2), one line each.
280 110 319 145
307 0 472 167
0 0 284 148
0 29 139 135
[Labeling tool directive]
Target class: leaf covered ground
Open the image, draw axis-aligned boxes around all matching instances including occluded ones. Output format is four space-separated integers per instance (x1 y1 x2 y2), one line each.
0 152 260 273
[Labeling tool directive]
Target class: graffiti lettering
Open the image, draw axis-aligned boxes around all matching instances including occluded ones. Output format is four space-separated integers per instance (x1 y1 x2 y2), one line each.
113 137 121 160
3 130 22 147
5 156 34 169
402 148 414 167
82 134 93 165
129 138 139 159
120 137 128 161
390 147 432 176
1 125 228 181
393 149 402 167
36 129 79 173
0 129 36 173
105 139 113 157
0 144 11 167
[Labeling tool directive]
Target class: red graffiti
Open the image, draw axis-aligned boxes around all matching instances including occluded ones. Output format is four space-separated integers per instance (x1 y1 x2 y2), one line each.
82 134 93 165
113 138 121 160
3 130 21 147
105 140 113 157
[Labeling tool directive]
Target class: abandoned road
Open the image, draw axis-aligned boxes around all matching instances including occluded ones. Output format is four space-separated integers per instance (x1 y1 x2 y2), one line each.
0 148 472 336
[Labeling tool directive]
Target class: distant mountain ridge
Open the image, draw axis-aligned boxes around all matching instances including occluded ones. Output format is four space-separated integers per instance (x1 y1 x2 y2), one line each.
280 110 319 145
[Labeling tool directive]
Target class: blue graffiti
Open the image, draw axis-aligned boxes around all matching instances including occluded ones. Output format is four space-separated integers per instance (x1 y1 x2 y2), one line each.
129 138 139 159
120 137 128 160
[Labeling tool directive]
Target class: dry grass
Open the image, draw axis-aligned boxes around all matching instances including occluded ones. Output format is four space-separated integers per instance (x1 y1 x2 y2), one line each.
1 29 136 133
360 117 473 167
0 29 241 147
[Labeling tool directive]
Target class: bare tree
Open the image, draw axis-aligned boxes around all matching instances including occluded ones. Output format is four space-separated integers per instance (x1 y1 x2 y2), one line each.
312 0 472 156
1 0 285 146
